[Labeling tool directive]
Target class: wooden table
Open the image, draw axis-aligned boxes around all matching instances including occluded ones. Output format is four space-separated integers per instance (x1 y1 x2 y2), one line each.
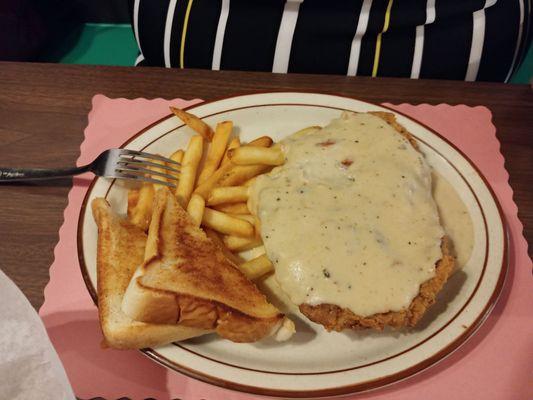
0 61 531 310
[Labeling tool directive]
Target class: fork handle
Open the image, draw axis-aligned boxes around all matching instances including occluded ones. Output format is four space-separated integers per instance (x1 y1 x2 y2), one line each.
0 165 91 181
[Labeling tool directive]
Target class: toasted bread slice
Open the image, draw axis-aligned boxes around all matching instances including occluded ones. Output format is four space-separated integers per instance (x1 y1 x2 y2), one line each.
298 112 456 330
91 198 208 349
121 188 285 343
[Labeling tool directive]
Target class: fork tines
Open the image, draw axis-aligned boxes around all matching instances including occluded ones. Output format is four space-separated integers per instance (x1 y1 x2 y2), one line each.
119 149 181 166
114 172 176 188
116 149 180 188
116 158 181 175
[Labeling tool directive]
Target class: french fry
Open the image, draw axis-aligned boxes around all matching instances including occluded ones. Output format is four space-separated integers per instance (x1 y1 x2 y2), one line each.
229 214 255 225
186 193 205 227
243 176 258 187
228 146 284 166
169 149 184 163
207 186 249 206
144 187 168 261
292 126 322 136
218 164 271 187
246 197 255 215
193 162 233 199
127 189 140 220
166 149 184 182
194 135 273 198
212 202 249 214
129 183 155 231
150 156 170 189
238 254 274 281
175 136 203 207
247 136 273 148
170 106 214 141
221 137 240 167
204 228 243 265
231 214 261 240
202 207 254 237
197 121 233 184
222 235 262 252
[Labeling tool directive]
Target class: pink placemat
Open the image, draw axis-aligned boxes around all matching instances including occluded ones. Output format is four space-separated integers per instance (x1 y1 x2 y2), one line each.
39 95 532 400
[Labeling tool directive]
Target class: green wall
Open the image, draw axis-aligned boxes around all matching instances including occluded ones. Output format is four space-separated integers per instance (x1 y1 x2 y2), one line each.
45 23 532 83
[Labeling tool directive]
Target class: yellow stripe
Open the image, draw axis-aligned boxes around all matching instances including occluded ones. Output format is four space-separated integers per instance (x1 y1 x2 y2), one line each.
180 0 194 69
372 0 394 77
371 35 383 78
383 0 393 32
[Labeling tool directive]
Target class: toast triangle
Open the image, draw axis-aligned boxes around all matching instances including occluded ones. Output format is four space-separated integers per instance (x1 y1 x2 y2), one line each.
121 188 285 342
92 198 208 349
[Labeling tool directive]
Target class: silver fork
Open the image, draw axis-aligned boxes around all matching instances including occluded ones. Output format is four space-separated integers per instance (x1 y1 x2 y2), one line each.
0 149 180 187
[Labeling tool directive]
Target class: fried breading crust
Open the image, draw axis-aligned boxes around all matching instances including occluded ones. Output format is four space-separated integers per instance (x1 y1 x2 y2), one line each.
299 112 455 331
300 238 455 331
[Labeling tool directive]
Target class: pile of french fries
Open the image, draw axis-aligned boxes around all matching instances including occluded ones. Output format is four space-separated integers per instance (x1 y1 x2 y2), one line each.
127 106 285 281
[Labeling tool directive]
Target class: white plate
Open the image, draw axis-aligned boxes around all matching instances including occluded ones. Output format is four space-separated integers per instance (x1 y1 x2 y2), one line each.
78 92 507 398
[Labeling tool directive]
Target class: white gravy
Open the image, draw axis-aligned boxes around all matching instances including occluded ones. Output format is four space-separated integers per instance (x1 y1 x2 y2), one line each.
249 112 448 316
432 172 474 269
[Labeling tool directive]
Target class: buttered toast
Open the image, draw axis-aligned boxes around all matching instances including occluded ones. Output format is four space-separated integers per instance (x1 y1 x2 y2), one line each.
92 198 208 349
121 188 289 343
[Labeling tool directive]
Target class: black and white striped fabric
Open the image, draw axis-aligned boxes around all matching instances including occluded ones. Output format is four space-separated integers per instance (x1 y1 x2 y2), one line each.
130 0 531 82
